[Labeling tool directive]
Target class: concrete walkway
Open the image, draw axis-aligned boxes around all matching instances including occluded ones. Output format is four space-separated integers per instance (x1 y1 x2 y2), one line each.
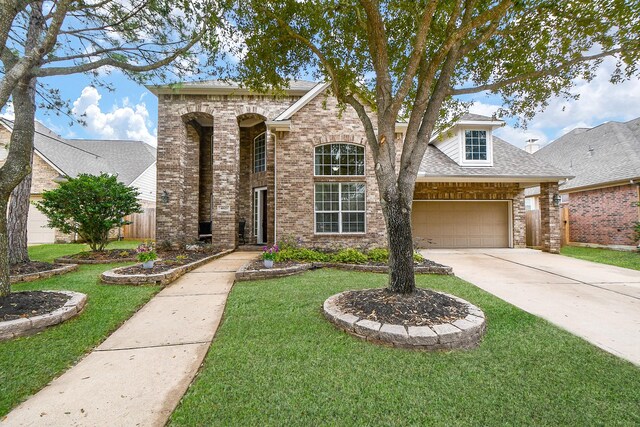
3 251 259 426
424 249 640 366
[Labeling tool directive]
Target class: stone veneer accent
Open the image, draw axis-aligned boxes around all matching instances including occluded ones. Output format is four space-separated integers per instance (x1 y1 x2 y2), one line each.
540 182 561 253
323 290 486 350
101 249 233 286
10 264 78 284
0 291 87 341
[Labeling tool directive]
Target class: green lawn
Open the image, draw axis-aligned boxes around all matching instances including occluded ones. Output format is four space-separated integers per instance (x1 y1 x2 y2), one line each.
561 245 640 271
170 270 640 426
0 241 159 416
28 239 142 263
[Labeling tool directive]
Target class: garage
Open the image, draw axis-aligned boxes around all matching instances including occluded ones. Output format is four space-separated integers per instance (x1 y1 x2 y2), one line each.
412 201 510 248
27 198 56 244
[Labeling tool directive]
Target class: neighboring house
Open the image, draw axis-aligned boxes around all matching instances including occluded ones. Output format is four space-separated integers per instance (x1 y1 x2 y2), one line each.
0 118 156 244
528 118 640 248
148 80 568 253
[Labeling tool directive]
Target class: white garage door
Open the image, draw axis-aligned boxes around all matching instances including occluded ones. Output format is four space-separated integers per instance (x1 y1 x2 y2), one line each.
412 201 510 248
28 201 55 244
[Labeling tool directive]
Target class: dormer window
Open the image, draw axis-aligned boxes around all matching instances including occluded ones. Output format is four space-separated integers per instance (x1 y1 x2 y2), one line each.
465 130 487 161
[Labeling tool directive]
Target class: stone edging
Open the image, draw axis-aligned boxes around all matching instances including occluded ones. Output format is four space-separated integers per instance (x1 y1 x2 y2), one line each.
100 249 235 286
323 290 486 351
10 264 78 284
55 255 137 265
236 261 452 282
0 290 87 341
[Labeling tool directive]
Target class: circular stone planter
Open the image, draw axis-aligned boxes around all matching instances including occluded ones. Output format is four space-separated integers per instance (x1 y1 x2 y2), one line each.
0 291 87 341
323 290 486 351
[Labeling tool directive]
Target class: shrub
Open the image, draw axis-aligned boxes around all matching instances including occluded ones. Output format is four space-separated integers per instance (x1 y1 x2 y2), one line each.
367 248 389 263
413 251 425 263
35 173 142 251
274 247 329 263
331 248 368 264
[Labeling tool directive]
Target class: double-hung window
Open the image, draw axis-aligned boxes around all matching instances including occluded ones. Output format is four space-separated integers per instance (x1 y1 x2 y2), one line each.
314 143 366 234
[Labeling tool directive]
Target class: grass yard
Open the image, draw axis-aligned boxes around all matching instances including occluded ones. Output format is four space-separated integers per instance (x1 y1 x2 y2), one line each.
561 245 640 271
0 241 159 416
28 239 142 263
171 269 640 426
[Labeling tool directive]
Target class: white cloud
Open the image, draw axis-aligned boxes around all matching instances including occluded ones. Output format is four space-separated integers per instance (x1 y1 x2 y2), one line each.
0 101 15 120
467 57 640 148
72 86 157 146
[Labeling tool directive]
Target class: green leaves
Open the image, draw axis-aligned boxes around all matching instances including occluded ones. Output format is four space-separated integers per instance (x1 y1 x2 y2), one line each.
35 174 142 252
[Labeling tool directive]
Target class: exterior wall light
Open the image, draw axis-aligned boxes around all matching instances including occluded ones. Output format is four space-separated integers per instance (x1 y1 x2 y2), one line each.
552 193 561 207
161 190 170 204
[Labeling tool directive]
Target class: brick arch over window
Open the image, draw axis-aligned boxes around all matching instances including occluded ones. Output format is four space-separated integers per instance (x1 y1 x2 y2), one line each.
312 134 365 146
176 105 216 119
235 105 272 120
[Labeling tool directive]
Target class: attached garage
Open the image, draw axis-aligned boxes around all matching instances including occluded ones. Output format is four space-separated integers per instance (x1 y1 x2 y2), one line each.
412 201 511 248
27 197 56 244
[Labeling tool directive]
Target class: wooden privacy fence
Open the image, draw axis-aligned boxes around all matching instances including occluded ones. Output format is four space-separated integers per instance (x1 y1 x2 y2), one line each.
525 209 541 247
122 207 156 240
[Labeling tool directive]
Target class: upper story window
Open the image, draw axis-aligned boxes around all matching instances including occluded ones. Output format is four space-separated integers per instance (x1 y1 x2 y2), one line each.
254 132 266 173
314 143 364 176
464 130 487 161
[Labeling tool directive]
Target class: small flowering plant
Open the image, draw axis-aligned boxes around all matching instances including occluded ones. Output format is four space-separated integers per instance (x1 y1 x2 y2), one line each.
136 241 158 263
262 244 279 261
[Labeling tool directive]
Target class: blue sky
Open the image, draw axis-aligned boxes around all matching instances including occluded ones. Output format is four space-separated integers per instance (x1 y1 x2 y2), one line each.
2 56 639 148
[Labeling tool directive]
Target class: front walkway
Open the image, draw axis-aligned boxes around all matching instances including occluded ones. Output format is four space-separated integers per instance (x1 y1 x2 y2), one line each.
4 251 259 426
424 249 640 365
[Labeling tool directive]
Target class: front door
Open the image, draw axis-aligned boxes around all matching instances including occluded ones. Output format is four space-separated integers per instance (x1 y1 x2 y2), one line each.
254 187 268 244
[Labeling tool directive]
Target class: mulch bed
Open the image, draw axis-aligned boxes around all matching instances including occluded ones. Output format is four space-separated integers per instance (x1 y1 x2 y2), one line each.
65 249 137 261
117 251 217 275
246 259 446 271
10 261 64 276
0 291 71 321
336 288 468 327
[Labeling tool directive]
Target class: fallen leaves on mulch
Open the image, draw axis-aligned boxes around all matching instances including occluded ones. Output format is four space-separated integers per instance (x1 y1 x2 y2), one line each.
0 291 70 321
336 288 468 327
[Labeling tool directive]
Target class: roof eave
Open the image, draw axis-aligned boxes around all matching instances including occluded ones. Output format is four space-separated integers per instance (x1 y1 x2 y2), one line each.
146 84 312 97
416 174 572 184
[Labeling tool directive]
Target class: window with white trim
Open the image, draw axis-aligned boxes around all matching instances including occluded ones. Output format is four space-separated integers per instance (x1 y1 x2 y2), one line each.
314 143 364 176
315 182 365 233
254 132 266 173
464 130 487 161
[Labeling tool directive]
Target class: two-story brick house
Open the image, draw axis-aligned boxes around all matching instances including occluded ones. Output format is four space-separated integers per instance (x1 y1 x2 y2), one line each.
149 80 568 252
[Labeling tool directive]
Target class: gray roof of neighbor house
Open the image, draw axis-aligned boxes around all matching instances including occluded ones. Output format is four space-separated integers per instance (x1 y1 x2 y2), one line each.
0 118 156 186
419 136 570 181
533 117 640 191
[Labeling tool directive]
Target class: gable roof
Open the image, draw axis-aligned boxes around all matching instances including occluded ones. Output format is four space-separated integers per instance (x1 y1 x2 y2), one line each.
419 136 570 182
533 117 640 191
0 118 156 186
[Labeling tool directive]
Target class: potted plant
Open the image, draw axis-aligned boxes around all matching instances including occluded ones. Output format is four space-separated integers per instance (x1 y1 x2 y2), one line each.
262 244 279 268
136 241 158 269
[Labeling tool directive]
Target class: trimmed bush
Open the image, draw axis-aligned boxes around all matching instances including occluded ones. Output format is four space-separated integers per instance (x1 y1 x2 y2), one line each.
274 248 330 263
367 248 389 263
332 248 368 264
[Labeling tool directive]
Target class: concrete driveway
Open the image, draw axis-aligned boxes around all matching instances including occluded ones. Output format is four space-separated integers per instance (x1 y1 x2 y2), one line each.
423 248 640 366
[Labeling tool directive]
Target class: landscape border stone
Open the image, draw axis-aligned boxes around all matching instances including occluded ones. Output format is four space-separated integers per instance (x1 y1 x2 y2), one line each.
100 249 234 286
236 261 452 281
323 290 486 351
0 290 87 341
10 264 78 284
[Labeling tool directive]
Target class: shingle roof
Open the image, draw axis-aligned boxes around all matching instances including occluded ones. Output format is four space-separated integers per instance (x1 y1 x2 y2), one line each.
1 119 156 186
419 136 569 180
459 113 496 121
533 118 640 190
148 79 318 96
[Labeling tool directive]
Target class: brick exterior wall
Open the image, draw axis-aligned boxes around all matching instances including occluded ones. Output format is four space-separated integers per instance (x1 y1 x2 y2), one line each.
155 87 557 250
413 182 526 248
540 182 561 253
567 184 639 246
31 153 59 194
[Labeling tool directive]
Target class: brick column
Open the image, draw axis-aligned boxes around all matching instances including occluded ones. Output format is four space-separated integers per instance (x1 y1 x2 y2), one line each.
512 189 526 248
540 182 561 253
211 115 240 249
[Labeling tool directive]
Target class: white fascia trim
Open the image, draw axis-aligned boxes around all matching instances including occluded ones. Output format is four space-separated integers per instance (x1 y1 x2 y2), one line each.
266 120 291 131
274 82 331 121
129 161 156 188
34 149 65 175
0 119 12 133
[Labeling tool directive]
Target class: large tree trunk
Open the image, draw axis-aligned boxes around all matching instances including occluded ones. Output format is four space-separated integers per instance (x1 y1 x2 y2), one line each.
8 169 33 264
0 77 37 297
384 193 416 294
